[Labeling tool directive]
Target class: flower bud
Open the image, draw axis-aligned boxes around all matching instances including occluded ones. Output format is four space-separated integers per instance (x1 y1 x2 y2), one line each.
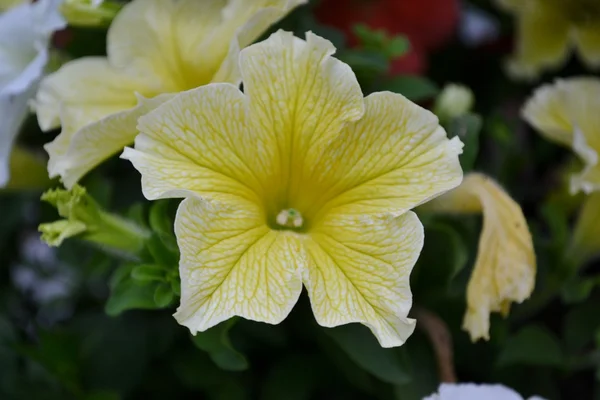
434 83 475 123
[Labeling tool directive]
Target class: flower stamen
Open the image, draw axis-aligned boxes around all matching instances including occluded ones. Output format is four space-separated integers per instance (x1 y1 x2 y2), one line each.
276 208 303 228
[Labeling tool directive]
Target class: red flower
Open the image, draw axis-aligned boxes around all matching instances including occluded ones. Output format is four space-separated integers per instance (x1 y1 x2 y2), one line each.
315 0 459 74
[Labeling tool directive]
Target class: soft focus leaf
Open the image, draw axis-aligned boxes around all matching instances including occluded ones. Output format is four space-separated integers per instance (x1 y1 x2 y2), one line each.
261 354 322 400
338 49 388 76
191 318 249 372
325 324 412 385
131 264 165 283
498 325 564 368
385 76 439 102
414 222 469 294
105 265 158 316
153 283 174 308
564 301 600 352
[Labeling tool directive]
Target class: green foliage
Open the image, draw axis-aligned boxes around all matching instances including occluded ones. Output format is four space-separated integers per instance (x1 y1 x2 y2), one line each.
497 325 564 368
325 324 412 385
384 75 440 102
413 221 469 297
105 264 158 316
353 24 410 59
191 319 249 372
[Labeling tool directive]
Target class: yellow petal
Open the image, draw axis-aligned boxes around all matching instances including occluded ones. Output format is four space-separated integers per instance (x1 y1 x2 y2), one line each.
302 211 421 348
239 30 365 214
297 91 463 222
205 0 309 84
521 81 575 148
123 84 262 204
38 0 305 187
523 77 600 194
569 192 600 266
173 196 304 333
107 0 306 90
575 25 600 68
35 58 142 132
57 93 174 189
507 4 570 79
424 173 536 341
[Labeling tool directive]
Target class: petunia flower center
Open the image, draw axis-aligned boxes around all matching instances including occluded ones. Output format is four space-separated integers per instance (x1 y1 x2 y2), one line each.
275 208 304 229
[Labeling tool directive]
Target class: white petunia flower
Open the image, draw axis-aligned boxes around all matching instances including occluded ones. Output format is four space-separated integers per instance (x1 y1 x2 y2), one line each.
0 0 65 186
425 383 546 400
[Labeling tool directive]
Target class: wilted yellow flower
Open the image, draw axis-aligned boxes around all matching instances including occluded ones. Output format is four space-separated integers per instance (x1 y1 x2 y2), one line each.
497 0 600 78
123 31 464 347
423 173 535 341
569 193 600 265
35 0 306 188
523 77 600 194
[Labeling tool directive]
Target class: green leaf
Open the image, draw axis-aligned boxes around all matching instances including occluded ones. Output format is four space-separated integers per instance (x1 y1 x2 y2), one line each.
385 76 439 102
148 200 179 254
352 24 410 59
153 283 174 308
393 333 439 400
146 234 179 267
149 200 171 234
84 391 121 400
105 265 158 316
338 50 389 75
191 318 249 372
414 222 468 293
561 278 596 305
17 331 82 396
447 113 482 172
131 264 165 283
564 301 600 352
497 325 564 368
315 331 374 394
388 36 410 58
261 354 322 400
170 278 181 297
325 324 412 385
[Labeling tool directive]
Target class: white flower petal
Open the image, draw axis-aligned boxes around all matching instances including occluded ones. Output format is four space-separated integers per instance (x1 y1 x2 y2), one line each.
0 84 36 186
425 383 544 400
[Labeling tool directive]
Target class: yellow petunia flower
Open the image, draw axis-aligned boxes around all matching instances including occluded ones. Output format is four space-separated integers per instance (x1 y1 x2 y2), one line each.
423 173 536 341
35 0 306 189
523 77 600 194
122 31 464 347
498 0 600 78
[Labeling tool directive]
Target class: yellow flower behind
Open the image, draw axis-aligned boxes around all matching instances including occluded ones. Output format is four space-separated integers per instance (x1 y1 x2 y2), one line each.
497 0 600 78
523 77 600 194
423 173 536 341
0 0 24 11
122 31 464 347
35 0 306 188
569 193 600 265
